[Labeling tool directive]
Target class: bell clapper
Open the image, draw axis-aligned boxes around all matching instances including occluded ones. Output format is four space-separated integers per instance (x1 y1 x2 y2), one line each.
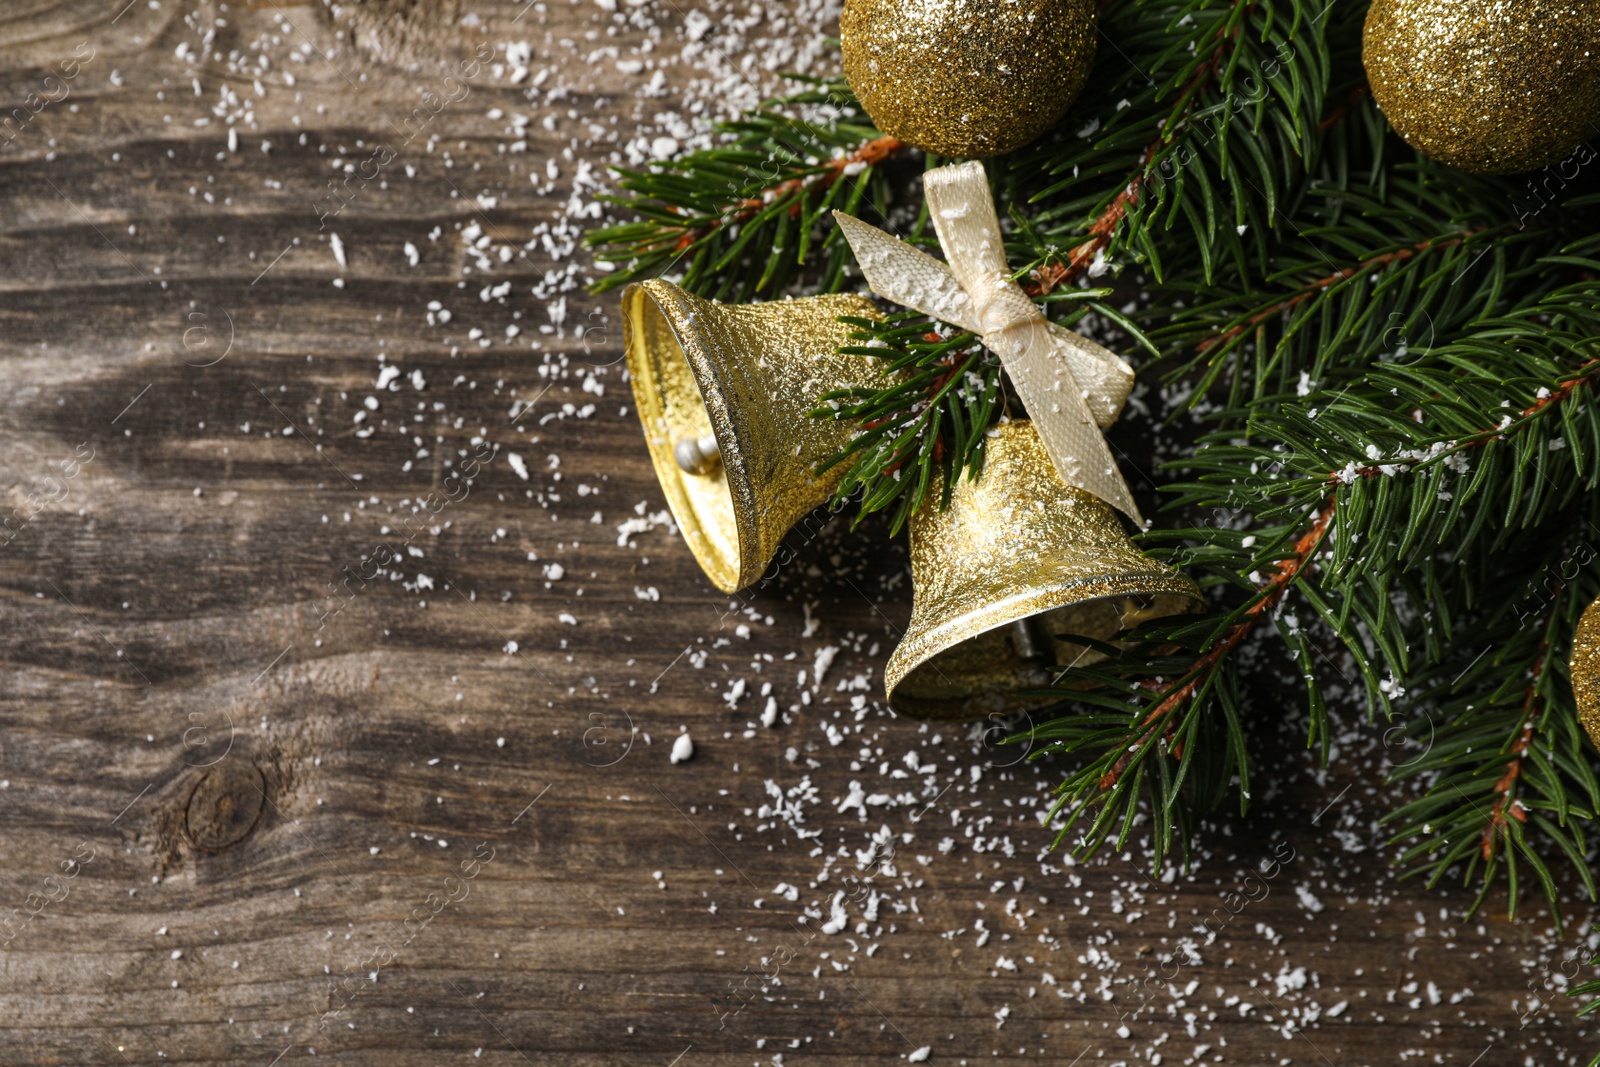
673 432 722 476
1009 616 1054 665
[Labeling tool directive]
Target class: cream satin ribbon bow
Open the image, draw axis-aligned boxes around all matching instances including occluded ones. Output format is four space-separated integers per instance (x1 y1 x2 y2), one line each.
833 160 1142 524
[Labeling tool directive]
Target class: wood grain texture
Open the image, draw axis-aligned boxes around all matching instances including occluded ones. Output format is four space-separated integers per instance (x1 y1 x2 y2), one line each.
0 2 1595 1065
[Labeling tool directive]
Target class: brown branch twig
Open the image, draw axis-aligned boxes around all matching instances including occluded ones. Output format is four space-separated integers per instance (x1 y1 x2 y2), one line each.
1023 148 1154 299
670 135 906 252
1317 85 1368 132
1024 4 1258 300
1199 232 1473 354
1099 347 1600 794
1482 645 1544 859
1099 497 1338 790
1341 359 1600 481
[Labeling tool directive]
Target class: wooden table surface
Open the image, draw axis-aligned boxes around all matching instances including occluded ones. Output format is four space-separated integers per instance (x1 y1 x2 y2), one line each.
1 2 1594 1065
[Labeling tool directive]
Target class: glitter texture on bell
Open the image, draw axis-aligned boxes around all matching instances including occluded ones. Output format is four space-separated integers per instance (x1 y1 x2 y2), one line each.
622 279 885 593
1363 0 1600 174
841 0 1098 159
884 421 1205 720
1571 595 1600 750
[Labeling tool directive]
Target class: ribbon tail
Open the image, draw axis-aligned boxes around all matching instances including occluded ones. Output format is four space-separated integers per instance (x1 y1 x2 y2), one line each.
832 211 983 334
985 320 1144 526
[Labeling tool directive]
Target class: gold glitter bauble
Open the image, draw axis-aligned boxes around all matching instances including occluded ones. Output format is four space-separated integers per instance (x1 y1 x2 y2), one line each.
622 280 887 593
884 421 1204 721
1363 0 1600 174
1571 595 1600 749
841 0 1097 159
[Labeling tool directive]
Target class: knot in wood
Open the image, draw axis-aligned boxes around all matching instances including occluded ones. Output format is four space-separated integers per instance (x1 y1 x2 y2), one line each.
183 760 265 851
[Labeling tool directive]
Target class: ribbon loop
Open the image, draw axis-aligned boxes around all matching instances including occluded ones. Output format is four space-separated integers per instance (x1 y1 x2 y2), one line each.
833 161 1143 525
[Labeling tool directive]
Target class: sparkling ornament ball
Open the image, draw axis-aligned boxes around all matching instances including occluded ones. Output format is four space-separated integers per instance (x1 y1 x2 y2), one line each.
1363 0 1600 174
1572 596 1600 750
841 0 1097 159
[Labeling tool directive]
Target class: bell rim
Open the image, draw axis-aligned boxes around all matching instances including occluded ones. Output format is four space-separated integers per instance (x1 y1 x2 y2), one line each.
622 279 755 593
884 570 1205 718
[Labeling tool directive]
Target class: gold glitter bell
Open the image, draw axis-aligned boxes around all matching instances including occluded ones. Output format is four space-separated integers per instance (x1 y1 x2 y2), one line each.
622 279 884 593
1570 596 1600 749
885 421 1205 720
1364 0 1600 174
841 0 1097 159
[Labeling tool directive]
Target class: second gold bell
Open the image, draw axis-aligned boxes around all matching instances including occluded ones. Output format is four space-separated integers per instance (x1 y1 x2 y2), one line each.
884 421 1204 721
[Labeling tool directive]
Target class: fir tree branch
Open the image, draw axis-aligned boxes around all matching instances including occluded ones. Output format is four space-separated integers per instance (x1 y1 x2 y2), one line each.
1099 496 1336 791
1018 0 1270 296
810 313 1005 532
1020 494 1338 870
1196 230 1479 356
1340 358 1600 484
1034 264 1600 888
584 77 907 301
662 134 904 254
1382 573 1600 920
1018 0 1357 287
1022 143 1154 298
